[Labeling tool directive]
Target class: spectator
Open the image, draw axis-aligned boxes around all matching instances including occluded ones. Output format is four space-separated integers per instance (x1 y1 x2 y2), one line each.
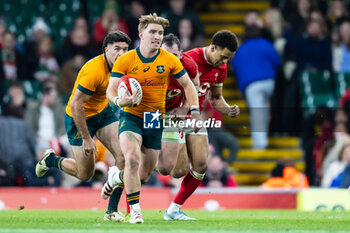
93 8 129 50
0 105 35 186
0 17 7 49
263 8 287 54
73 17 90 34
201 156 237 188
232 25 281 149
2 81 26 113
311 107 335 184
24 78 66 153
58 54 87 103
339 164 350 188
322 132 350 180
125 1 146 48
294 20 332 72
245 11 263 28
326 0 349 31
262 159 309 188
284 0 313 38
0 104 60 186
0 153 16 186
34 35 60 82
177 18 205 51
161 0 205 38
322 142 350 187
61 21 95 63
23 18 50 80
0 31 25 81
310 9 329 36
333 21 350 72
262 8 297 136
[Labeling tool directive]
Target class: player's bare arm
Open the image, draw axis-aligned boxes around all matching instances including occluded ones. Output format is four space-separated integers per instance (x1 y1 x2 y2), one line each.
177 73 201 132
193 72 200 91
70 89 97 156
209 85 240 117
177 73 199 107
107 77 141 107
170 72 199 120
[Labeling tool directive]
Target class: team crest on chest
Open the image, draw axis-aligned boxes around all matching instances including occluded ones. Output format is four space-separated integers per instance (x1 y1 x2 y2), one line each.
156 65 165 74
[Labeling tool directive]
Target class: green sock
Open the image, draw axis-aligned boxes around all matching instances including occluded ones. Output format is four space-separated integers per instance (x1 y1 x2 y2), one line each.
107 184 124 213
126 191 140 205
119 170 124 183
45 155 64 170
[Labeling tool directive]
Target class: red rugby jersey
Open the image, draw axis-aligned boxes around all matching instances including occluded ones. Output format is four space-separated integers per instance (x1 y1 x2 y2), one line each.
165 53 198 111
185 48 227 111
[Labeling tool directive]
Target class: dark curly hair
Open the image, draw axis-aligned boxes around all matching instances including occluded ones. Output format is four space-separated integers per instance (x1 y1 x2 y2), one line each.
211 30 239 52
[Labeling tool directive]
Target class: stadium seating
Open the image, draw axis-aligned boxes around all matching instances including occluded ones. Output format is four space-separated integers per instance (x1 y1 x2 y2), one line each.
297 70 337 117
334 72 350 100
200 0 304 186
0 0 96 47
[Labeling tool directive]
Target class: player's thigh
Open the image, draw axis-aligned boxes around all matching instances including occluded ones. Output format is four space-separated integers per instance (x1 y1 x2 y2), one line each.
186 134 209 167
119 131 142 162
159 127 185 170
170 143 189 178
158 141 180 172
71 145 95 174
118 111 143 162
96 121 124 168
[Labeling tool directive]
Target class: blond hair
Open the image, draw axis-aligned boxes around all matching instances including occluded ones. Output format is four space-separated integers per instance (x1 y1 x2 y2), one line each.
138 13 170 33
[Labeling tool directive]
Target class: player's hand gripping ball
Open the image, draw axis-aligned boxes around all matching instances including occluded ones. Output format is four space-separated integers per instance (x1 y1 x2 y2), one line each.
117 75 142 106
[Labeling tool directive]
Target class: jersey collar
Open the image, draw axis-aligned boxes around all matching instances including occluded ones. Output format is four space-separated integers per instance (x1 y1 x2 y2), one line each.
104 53 112 72
203 47 210 65
136 47 160 63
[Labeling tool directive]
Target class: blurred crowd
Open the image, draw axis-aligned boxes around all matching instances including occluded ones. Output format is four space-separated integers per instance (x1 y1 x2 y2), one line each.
232 0 350 187
1 0 350 188
0 0 227 188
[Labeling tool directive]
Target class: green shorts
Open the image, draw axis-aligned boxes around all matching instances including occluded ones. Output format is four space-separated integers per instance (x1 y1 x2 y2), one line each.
118 111 163 150
65 105 118 146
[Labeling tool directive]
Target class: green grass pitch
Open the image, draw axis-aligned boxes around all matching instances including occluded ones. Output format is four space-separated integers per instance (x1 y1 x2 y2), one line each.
0 209 349 233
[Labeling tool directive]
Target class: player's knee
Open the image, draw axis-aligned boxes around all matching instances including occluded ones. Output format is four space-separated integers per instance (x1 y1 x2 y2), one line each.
114 158 125 170
171 167 188 178
77 171 93 182
194 161 208 174
140 170 153 184
140 176 149 184
125 153 140 171
158 165 171 176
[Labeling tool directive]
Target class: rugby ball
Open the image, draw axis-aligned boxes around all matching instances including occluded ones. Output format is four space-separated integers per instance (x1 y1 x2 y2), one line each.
117 75 142 106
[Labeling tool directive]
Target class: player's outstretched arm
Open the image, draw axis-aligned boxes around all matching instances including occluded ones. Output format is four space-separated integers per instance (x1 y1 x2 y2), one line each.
70 90 97 155
209 85 240 118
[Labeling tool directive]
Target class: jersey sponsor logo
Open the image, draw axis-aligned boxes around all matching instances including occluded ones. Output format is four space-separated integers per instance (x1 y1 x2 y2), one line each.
143 110 161 129
166 89 181 99
140 79 165 87
143 66 150 72
198 82 211 96
130 66 138 74
156 65 165 74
